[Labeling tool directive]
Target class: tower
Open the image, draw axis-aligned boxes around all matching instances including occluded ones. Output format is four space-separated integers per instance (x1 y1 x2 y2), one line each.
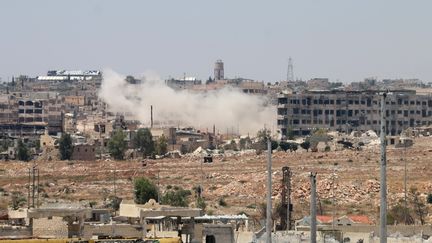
214 60 224 80
287 57 294 81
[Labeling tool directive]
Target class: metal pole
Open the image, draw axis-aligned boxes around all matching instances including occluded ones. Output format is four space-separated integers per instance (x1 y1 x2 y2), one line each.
37 169 39 208
380 93 387 243
32 166 36 208
287 168 292 231
27 168 31 209
157 170 160 203
332 165 336 230
310 172 317 243
113 164 116 198
404 142 407 224
266 138 272 243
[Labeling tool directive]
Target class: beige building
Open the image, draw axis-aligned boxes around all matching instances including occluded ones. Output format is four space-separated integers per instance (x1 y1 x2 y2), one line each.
64 96 86 106
278 90 432 137
40 129 57 148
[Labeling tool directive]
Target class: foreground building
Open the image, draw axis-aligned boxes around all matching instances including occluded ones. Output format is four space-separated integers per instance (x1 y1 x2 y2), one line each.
277 90 432 137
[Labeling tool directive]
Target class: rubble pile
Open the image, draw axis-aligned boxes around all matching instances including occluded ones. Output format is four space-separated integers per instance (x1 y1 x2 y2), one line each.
1 136 432 221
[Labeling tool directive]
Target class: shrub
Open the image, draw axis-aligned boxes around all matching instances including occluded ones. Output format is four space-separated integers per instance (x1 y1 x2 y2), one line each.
218 197 227 207
427 193 432 204
196 197 206 210
161 187 191 207
59 133 73 160
134 177 158 204
300 141 311 151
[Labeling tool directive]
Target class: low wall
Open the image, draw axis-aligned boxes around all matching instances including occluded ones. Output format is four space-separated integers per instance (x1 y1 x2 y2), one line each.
83 224 142 239
322 225 432 237
0 226 32 238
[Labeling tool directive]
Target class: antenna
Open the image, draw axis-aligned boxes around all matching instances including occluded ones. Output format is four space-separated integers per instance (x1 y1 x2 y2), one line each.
287 57 294 81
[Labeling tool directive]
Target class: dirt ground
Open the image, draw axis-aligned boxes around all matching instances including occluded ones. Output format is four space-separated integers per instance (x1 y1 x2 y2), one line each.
1 136 432 226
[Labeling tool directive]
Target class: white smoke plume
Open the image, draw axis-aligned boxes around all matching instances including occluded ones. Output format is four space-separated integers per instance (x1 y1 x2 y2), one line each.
98 69 276 135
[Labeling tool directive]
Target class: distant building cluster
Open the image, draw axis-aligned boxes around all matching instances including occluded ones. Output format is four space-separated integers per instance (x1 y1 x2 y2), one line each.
0 61 431 160
277 90 432 138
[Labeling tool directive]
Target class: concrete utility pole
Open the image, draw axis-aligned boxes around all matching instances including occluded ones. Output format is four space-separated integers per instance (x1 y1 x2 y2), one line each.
380 93 387 243
403 142 408 225
266 138 272 243
310 172 317 243
282 167 292 231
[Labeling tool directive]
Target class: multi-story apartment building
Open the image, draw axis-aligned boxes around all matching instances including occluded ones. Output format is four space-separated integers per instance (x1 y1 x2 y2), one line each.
277 90 432 137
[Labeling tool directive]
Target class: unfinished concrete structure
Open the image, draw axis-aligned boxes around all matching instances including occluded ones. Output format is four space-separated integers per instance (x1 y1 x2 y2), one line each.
277 90 432 137
119 200 244 243
27 208 91 238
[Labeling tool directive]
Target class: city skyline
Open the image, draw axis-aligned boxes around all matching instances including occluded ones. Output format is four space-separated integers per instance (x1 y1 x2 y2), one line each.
1 0 431 83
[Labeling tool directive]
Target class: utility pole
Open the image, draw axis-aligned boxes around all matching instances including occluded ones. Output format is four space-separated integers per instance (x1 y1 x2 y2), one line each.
266 138 272 243
380 92 387 243
27 165 39 208
113 164 117 198
404 142 407 225
32 165 36 208
27 168 31 209
310 172 317 243
37 169 39 208
332 164 337 230
281 167 292 231
157 170 160 203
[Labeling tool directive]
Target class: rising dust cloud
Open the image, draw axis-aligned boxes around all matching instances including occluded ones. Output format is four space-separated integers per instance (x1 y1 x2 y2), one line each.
98 69 276 135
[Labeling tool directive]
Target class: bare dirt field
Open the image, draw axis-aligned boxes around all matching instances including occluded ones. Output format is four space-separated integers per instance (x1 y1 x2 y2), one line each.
1 136 432 225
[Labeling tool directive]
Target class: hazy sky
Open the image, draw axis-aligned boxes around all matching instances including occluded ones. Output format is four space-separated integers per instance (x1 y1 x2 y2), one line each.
1 0 431 83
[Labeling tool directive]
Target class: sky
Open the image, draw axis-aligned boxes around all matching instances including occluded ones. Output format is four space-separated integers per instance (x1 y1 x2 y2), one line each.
0 0 431 83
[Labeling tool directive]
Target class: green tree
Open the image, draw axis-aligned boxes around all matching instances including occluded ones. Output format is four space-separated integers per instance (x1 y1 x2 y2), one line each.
155 135 168 155
10 191 26 210
196 197 206 210
279 141 290 152
133 128 154 157
224 140 238 151
134 177 158 204
59 133 73 160
161 187 191 207
108 130 127 160
388 201 414 225
107 195 122 211
300 141 311 152
410 187 428 225
239 137 251 150
427 193 432 204
290 142 298 152
257 128 271 142
230 140 238 151
0 139 12 152
17 139 30 161
270 140 278 151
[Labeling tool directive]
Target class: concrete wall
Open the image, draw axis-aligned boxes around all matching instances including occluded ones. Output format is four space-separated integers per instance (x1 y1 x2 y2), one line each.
203 224 234 243
71 144 96 161
0 226 32 238
329 225 432 236
119 202 140 218
83 224 142 239
32 216 68 238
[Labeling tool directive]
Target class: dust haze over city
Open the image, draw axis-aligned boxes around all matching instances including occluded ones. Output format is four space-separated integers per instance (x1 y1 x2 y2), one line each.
1 1 432 243
99 69 275 135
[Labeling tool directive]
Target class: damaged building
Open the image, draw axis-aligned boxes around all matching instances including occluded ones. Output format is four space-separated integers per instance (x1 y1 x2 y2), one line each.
277 90 432 137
